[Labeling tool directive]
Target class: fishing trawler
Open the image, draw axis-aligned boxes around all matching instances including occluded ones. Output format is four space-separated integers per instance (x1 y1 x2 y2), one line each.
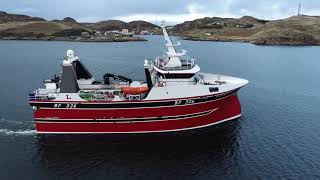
28 26 248 134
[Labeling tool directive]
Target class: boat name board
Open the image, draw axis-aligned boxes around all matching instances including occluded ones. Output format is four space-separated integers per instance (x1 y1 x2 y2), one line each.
54 104 77 108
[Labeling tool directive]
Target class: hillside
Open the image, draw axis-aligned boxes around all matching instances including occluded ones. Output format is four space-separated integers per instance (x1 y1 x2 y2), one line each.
253 16 320 45
0 12 92 39
0 11 45 23
0 12 147 42
82 20 127 31
81 20 160 32
2 11 318 45
172 16 320 45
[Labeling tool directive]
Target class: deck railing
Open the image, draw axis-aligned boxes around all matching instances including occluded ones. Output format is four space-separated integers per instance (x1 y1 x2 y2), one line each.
153 56 195 71
28 93 49 101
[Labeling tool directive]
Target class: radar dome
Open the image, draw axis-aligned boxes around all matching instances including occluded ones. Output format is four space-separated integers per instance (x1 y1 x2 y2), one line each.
130 81 142 87
67 49 75 58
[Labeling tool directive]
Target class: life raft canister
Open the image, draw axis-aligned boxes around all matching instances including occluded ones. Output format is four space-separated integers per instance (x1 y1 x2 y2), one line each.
121 87 149 95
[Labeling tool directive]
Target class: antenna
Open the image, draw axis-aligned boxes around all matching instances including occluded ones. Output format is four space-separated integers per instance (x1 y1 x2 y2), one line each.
160 20 182 67
160 20 166 28
298 3 301 16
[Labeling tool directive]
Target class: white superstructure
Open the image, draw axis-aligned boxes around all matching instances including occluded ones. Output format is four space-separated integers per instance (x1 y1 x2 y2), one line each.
30 26 248 103
28 25 249 134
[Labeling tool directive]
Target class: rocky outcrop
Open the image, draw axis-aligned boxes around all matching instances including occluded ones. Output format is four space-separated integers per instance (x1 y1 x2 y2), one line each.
173 15 320 45
82 20 159 31
0 11 45 24
253 29 318 45
51 17 93 34
127 20 159 30
81 20 126 31
173 16 267 33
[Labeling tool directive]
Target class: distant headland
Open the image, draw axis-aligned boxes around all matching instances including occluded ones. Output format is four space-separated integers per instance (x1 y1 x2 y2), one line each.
0 11 160 42
171 15 320 46
1 11 320 45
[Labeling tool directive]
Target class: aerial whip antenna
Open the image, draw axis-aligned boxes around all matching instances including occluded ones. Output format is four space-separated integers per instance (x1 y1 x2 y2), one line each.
298 3 301 16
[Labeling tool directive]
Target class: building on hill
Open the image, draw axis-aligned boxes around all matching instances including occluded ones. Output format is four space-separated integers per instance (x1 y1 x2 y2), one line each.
121 29 129 35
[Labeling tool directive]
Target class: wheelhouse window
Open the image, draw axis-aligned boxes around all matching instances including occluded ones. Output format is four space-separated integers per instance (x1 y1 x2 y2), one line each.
158 73 195 79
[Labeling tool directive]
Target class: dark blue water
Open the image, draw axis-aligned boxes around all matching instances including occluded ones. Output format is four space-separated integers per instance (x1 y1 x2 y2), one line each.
0 36 319 179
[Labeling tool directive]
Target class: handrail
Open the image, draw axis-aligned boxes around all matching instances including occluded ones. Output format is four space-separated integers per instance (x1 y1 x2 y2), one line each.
80 84 126 90
158 65 194 71
28 94 50 101
153 55 196 71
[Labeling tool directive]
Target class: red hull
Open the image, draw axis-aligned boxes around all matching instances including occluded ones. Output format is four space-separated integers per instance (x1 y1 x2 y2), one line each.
33 94 241 133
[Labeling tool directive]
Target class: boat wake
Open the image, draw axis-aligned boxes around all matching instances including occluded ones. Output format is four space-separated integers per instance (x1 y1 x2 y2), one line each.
0 128 36 136
0 117 31 125
0 117 35 136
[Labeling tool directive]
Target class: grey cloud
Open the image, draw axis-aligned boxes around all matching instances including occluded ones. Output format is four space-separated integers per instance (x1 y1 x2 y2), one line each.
1 0 320 23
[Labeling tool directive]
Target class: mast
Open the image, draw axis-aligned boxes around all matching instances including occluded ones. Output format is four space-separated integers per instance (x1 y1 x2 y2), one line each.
161 25 182 68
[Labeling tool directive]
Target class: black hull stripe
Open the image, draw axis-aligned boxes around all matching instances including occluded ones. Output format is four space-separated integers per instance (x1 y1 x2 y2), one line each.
36 109 215 123
30 89 238 109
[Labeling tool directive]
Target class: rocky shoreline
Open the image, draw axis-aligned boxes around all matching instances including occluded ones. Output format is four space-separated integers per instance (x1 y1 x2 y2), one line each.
0 36 147 42
183 36 320 46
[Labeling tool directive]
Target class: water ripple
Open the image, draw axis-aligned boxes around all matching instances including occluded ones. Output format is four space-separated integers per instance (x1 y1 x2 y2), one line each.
0 128 36 136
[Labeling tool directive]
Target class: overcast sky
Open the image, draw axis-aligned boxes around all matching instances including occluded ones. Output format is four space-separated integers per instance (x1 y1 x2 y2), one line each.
1 0 320 24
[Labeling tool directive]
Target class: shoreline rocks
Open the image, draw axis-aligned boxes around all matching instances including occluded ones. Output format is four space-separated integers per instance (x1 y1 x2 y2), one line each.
0 36 147 42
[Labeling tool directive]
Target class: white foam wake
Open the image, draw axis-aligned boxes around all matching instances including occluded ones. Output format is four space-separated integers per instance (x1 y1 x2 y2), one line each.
0 129 36 136
0 117 32 125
